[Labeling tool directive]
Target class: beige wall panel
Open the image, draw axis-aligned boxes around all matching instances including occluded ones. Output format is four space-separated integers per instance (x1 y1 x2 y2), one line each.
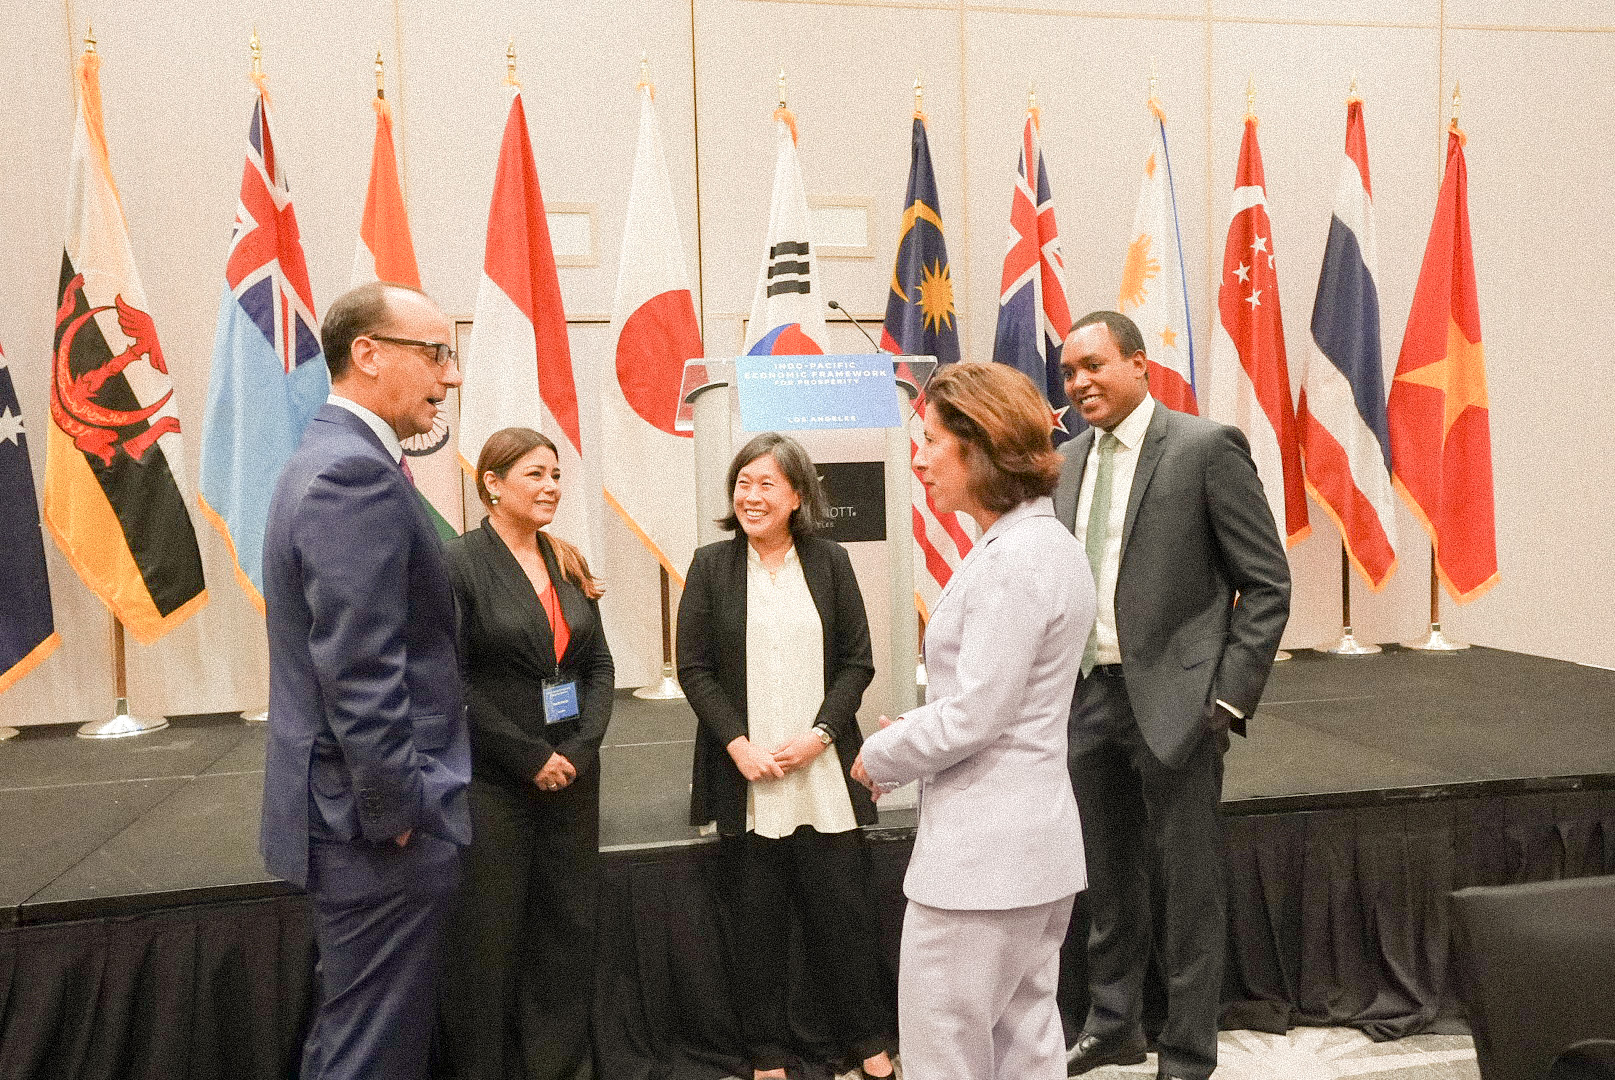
691 0 965 340
1434 28 1615 667
961 11 1208 371
1210 0 1438 26
1446 0 1615 29
1211 21 1442 650
967 0 1203 19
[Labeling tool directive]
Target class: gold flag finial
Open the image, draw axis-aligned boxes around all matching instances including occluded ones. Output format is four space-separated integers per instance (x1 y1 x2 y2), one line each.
1147 61 1166 122
375 49 385 98
914 72 924 119
637 50 654 98
777 68 788 109
1027 82 1041 129
84 21 96 54
505 36 520 87
250 28 263 78
1245 77 1256 120
1347 73 1360 103
1451 80 1461 123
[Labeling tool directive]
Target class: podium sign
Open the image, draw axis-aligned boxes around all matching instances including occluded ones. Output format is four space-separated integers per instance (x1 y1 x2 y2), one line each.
734 354 901 432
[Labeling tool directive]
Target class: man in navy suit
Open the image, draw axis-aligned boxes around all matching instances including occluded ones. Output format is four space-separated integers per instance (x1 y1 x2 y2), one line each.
261 281 469 1080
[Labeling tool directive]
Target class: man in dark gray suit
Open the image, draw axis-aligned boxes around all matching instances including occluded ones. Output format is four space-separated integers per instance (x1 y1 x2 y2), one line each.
1053 311 1290 1080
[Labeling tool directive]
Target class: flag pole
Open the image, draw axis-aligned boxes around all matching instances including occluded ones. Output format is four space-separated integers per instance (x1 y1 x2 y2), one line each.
78 618 170 738
1319 543 1381 654
633 567 686 700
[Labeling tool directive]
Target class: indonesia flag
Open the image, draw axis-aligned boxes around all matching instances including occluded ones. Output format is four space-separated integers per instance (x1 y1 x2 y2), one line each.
992 106 1074 442
1118 97 1197 414
603 82 702 584
744 108 827 355
1208 115 1309 546
1299 98 1397 589
459 90 595 563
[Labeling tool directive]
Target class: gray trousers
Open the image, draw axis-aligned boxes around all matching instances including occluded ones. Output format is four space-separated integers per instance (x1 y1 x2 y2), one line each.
898 893 1076 1080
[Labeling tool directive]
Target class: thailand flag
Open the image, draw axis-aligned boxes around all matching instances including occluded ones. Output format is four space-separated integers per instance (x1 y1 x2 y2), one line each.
745 109 826 356
1299 99 1397 589
992 108 1074 442
199 89 327 610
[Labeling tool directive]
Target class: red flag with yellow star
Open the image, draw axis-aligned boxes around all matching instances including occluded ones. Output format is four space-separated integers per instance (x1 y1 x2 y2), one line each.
1388 125 1497 602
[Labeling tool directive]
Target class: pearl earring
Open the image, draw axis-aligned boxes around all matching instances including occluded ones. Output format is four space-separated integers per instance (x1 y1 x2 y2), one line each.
489 493 501 506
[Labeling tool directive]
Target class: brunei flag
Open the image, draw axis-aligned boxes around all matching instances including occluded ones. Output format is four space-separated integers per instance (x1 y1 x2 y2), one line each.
0 342 60 693
460 88 597 564
1388 121 1497 602
879 108 971 616
44 47 207 644
199 79 328 610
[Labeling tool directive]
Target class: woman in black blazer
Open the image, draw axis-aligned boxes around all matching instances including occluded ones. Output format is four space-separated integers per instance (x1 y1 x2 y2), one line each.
438 426 614 1080
677 432 896 1080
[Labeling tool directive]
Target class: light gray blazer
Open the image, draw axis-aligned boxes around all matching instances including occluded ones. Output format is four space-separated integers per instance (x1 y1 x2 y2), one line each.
861 497 1094 910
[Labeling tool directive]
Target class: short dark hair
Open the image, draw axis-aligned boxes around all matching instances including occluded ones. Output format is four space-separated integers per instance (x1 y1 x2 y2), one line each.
1071 310 1147 361
321 281 430 379
924 363 1062 513
718 432 829 539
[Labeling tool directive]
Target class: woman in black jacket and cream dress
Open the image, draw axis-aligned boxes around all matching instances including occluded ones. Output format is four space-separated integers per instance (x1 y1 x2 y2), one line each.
439 426 615 1080
677 432 897 1080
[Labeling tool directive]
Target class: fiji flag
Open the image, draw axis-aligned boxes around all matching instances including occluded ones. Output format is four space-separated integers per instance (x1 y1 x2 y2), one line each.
992 106 1075 442
0 342 59 693
199 87 329 611
1299 96 1397 588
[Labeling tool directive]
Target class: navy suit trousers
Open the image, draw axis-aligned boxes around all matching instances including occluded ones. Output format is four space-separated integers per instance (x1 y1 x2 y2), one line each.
301 833 462 1080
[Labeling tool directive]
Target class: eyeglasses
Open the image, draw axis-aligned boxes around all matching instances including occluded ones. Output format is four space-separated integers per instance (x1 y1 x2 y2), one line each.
368 335 458 368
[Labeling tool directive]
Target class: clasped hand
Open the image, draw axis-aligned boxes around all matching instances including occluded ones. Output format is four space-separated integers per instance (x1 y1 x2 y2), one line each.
534 752 577 792
850 714 897 801
726 732 825 782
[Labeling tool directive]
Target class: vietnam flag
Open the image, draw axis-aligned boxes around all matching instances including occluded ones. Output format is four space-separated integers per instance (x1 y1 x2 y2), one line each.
603 81 701 584
459 89 595 563
1388 124 1497 602
46 45 207 643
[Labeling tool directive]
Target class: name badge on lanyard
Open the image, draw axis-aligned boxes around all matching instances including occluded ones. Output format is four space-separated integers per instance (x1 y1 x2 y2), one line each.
542 678 580 725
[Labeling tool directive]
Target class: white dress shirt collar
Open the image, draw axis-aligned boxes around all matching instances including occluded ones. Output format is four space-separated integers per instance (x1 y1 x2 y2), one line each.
327 394 403 463
1102 393 1156 453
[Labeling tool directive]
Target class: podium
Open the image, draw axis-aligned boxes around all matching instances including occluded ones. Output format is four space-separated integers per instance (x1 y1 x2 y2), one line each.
680 356 936 753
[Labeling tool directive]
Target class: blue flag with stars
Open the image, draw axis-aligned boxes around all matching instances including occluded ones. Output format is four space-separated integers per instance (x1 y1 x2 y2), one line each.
0 342 60 693
881 116 959 362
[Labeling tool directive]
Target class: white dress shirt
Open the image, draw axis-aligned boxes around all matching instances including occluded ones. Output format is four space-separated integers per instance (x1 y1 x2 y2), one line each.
744 544 858 839
327 394 403 463
1073 395 1156 667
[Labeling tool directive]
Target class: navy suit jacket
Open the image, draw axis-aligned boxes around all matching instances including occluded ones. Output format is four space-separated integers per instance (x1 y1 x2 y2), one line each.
260 404 471 888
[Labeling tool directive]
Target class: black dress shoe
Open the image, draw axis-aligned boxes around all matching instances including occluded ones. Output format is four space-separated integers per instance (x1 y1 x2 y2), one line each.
1066 1030 1148 1075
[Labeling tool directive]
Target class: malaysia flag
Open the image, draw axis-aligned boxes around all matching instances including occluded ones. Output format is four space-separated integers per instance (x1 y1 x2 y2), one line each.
1208 114 1309 546
199 85 328 609
992 106 1074 442
1299 97 1397 589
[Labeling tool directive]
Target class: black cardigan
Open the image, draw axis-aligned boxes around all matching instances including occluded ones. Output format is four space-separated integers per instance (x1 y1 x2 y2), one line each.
444 522 615 790
676 533 878 834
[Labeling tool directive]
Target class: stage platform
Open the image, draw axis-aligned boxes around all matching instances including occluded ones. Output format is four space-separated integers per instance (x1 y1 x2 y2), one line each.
3 646 1614 1079
3 644 1612 930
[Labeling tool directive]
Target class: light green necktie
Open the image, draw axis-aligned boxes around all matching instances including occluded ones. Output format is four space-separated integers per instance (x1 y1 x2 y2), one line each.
1081 433 1118 677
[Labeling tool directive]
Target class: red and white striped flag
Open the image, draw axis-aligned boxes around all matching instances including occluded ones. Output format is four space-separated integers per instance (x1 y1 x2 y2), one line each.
1208 115 1309 546
603 82 701 583
459 90 594 562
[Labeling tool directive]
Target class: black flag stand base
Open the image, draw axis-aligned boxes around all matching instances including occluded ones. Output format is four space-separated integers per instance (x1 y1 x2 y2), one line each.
1403 546 1470 652
633 567 686 701
77 620 170 739
1318 543 1382 655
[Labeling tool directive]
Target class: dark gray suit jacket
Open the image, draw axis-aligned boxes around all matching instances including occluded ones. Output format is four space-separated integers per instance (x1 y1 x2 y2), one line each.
1053 402 1291 769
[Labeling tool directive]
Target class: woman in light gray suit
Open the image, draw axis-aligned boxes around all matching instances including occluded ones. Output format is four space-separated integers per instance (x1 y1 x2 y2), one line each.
853 362 1095 1080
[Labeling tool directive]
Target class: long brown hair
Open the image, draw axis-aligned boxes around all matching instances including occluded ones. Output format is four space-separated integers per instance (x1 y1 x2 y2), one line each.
476 427 603 599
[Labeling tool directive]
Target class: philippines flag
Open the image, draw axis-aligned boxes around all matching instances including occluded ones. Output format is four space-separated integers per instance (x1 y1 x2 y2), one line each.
745 108 826 356
992 106 1074 442
603 80 702 584
459 89 597 564
1299 98 1397 589
0 342 59 693
199 85 328 610
879 110 971 614
1208 115 1309 546
1119 97 1197 414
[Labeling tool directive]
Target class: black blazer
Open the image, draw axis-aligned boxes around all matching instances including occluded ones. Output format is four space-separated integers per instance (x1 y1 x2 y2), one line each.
444 521 615 792
677 533 878 834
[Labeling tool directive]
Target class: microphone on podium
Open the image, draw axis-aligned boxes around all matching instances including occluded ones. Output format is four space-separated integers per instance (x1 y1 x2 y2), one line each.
827 300 890 354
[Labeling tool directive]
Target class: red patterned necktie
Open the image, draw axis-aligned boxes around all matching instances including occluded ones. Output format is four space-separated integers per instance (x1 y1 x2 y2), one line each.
399 456 416 485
